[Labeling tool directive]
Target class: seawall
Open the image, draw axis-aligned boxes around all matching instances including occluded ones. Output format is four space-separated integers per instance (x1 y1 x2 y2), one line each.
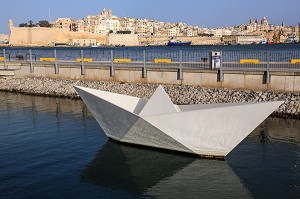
0 76 299 119
8 62 300 93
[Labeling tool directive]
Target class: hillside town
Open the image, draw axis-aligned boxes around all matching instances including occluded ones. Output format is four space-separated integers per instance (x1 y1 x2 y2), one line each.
1 8 300 46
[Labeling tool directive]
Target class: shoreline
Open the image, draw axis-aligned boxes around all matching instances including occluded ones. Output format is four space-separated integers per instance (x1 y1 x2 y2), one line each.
0 76 299 119
0 43 298 48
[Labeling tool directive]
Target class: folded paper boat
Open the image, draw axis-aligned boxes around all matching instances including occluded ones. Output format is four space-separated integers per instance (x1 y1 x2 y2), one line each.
75 85 283 158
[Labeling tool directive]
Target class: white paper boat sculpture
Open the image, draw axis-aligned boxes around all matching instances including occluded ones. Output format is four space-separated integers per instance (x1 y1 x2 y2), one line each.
75 85 283 159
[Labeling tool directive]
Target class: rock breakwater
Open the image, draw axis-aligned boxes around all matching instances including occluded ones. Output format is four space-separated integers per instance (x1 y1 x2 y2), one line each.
0 77 299 119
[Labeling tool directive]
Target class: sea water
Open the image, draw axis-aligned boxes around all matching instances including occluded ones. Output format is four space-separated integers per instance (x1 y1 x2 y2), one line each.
1 44 300 63
0 92 299 199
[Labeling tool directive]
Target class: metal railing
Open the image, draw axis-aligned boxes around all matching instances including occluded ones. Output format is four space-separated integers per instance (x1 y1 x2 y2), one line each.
1 48 300 81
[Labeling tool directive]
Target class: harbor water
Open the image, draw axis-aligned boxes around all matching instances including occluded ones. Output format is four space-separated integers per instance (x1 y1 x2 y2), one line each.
0 92 299 199
1 44 300 63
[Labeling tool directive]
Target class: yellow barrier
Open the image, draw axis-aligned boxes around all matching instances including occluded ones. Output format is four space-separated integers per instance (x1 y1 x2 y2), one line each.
154 58 172 63
76 58 93 62
291 59 300 64
0 57 4 61
40 58 55 62
240 59 259 64
114 58 131 63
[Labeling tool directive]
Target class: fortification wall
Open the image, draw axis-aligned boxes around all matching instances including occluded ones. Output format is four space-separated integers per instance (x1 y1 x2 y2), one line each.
139 36 221 46
108 34 139 46
9 27 107 46
9 27 221 46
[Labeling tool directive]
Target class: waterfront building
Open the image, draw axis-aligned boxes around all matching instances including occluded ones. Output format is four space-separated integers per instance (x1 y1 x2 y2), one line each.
98 18 120 34
51 8 118 34
6 6 300 46
83 15 98 33
52 18 72 29
168 27 180 37
186 29 195 37
94 22 106 34
135 19 152 36
260 16 269 31
100 8 112 19
68 38 97 46
248 17 258 32
0 34 9 44
70 19 84 32
222 35 265 45
118 17 136 33
237 35 266 44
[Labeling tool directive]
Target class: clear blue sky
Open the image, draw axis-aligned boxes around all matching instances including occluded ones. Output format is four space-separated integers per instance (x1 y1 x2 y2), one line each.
1 0 299 34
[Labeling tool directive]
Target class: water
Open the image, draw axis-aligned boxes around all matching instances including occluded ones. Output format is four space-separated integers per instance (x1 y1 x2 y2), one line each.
1 44 300 62
0 92 299 199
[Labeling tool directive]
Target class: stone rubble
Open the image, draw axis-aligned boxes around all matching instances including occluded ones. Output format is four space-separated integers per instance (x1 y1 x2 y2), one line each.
0 76 299 119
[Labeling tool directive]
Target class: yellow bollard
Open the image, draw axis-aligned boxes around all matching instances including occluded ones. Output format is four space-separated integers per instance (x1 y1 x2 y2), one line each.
240 59 260 64
76 58 93 62
291 59 300 64
40 58 55 62
154 58 172 63
114 58 131 63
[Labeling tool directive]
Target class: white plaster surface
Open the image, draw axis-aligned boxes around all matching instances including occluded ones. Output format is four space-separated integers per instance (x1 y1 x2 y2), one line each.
139 85 179 117
74 85 283 157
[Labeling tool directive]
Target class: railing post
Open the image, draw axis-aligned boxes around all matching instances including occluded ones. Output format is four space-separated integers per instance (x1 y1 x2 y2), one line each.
178 50 183 80
110 49 115 77
217 51 224 82
142 50 147 78
29 49 34 73
264 50 271 84
81 49 85 75
54 49 59 74
3 49 7 70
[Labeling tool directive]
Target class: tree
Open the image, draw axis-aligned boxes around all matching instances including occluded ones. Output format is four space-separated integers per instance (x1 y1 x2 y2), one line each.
19 23 28 27
116 30 131 34
28 20 36 27
198 33 214 37
37 20 51 27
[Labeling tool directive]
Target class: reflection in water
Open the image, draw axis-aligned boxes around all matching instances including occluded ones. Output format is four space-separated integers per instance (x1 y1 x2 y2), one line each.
227 117 300 199
0 91 92 129
81 141 251 198
0 91 299 198
252 117 300 144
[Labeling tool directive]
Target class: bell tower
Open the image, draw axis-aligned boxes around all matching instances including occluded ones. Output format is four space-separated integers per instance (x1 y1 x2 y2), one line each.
8 18 14 30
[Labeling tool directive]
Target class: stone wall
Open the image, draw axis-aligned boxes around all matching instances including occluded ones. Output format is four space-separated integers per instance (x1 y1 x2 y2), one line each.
0 76 299 118
8 26 221 46
9 27 107 46
5 18 221 46
8 63 300 93
139 36 221 46
108 34 139 46
9 27 138 46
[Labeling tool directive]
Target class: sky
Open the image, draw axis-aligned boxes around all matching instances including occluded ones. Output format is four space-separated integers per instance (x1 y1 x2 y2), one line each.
1 0 300 34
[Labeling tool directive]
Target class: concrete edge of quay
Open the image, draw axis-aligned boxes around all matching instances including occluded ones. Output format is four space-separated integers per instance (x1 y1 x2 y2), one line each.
0 76 299 120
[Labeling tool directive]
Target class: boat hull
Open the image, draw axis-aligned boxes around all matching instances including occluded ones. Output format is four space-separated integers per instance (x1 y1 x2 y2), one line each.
167 41 191 46
75 86 283 158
